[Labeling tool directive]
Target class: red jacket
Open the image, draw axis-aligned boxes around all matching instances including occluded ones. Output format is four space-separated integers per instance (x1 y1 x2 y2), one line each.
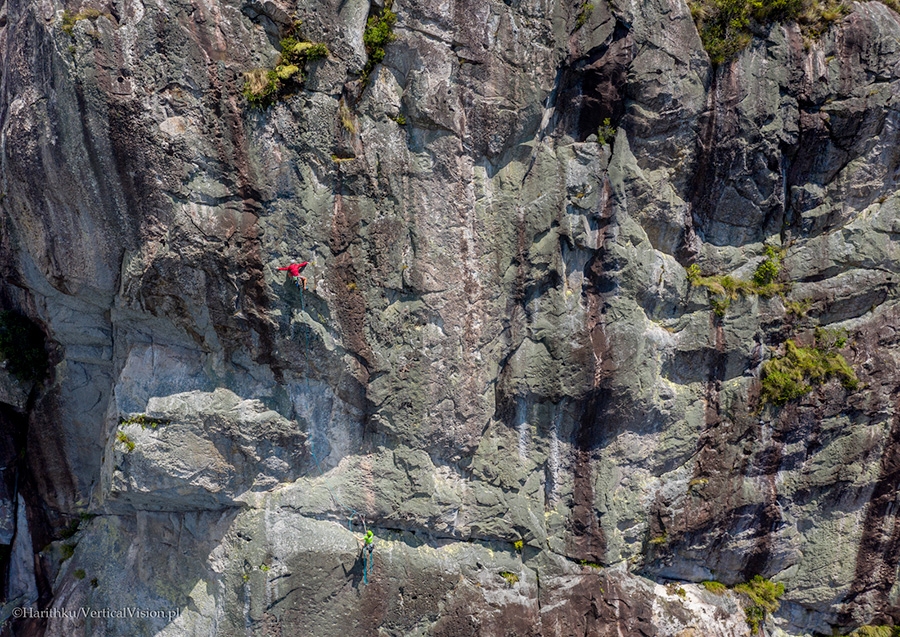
277 262 309 277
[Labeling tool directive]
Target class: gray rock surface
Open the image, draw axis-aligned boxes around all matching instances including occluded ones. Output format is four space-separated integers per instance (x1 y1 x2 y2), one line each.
1 0 900 634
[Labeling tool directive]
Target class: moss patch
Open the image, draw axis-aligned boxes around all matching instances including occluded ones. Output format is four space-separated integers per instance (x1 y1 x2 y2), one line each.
243 22 329 108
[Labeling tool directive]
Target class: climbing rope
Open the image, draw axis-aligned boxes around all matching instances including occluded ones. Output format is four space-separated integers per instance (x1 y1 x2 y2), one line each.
296 282 313 381
287 267 373 584
307 443 373 584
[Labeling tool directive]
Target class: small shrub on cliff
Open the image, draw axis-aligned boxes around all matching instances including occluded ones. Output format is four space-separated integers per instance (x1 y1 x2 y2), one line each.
59 543 76 562
597 118 616 146
362 1 397 83
752 246 781 286
575 2 594 29
0 311 48 382
734 575 784 634
761 333 858 406
499 571 519 586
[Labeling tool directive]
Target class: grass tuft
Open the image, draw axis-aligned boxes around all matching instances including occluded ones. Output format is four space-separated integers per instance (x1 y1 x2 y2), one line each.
702 580 727 594
760 330 857 406
734 575 784 634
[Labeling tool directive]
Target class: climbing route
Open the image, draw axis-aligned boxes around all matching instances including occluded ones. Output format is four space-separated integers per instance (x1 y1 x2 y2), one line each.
280 258 375 585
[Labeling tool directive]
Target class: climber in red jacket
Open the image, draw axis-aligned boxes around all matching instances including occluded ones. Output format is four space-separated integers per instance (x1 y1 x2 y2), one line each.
277 261 309 290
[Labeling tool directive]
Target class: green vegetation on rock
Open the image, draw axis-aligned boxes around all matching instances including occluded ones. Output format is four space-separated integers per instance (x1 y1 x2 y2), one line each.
73 568 86 580
119 414 168 429
702 580 727 594
499 571 519 586
851 626 900 637
362 1 397 83
761 329 857 406
597 118 616 146
689 0 848 64
61 8 108 36
243 23 328 108
575 2 594 29
116 431 136 452
734 575 784 634
686 247 784 317
0 310 48 382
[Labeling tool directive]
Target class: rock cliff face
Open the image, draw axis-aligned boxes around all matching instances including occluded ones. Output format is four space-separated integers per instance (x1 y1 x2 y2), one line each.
2 0 900 633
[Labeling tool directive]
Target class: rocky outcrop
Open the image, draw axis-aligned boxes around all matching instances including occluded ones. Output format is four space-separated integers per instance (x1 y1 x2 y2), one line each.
2 0 900 633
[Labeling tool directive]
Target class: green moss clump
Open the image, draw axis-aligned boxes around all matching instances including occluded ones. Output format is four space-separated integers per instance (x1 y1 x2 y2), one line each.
0 311 48 382
362 1 397 83
73 568 86 580
243 23 329 108
689 0 849 64
734 575 784 634
575 2 594 29
702 580 727 594
513 539 524 551
761 331 858 406
499 571 519 586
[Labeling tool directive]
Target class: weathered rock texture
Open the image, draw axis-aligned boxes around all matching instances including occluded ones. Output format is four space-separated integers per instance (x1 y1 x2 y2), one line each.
1 0 900 633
